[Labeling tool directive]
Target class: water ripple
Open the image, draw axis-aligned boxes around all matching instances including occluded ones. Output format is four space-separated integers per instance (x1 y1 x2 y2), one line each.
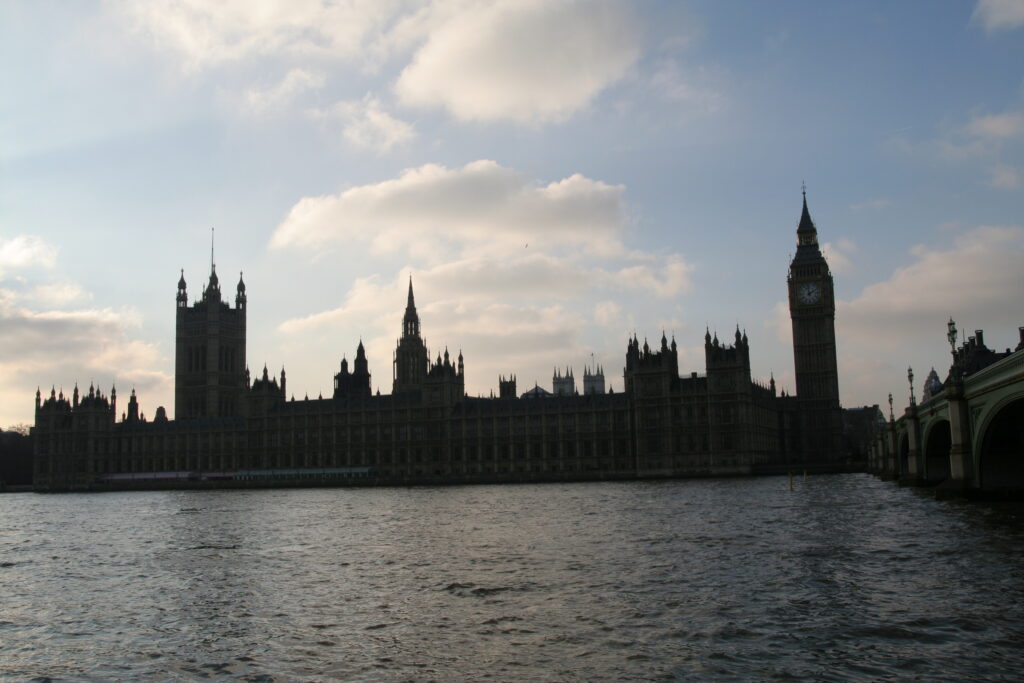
1 475 1023 680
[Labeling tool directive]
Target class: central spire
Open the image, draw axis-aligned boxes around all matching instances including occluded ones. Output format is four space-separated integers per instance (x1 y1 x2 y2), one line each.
403 275 420 338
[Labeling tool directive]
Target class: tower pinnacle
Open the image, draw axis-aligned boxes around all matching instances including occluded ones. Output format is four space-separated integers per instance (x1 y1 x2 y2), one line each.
403 276 420 338
797 188 818 246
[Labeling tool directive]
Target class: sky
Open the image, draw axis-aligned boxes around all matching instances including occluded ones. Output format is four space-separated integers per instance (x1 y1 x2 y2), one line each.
2 0 1023 427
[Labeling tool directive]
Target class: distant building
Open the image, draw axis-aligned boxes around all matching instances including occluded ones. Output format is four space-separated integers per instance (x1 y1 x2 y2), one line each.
922 368 943 402
32 193 849 491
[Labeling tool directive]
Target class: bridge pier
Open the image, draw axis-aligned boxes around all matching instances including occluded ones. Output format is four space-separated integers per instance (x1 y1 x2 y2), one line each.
899 405 923 485
885 420 897 478
939 378 973 496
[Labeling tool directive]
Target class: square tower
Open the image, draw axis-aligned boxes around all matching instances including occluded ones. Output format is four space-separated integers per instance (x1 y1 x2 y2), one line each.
175 264 247 419
787 191 843 461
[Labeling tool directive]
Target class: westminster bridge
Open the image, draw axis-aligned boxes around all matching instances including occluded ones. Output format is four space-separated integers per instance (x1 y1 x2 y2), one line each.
869 325 1024 496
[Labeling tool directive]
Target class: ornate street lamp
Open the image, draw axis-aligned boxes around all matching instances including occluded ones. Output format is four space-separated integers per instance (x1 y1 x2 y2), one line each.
947 317 957 354
908 366 916 406
888 392 894 421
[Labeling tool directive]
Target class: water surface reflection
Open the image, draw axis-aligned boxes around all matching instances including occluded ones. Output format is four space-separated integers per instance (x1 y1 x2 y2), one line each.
2 475 1023 680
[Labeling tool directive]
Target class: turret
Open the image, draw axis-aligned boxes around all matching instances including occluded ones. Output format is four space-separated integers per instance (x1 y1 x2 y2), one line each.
177 269 187 308
127 388 139 422
236 271 246 309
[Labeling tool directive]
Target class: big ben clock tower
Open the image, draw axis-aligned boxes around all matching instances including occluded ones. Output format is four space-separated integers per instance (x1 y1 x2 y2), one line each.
787 188 842 461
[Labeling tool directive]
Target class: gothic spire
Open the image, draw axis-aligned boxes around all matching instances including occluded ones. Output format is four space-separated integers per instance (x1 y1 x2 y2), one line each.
797 186 818 246
403 275 420 337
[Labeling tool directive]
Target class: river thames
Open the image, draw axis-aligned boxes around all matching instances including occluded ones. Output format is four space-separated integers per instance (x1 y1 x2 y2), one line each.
2 474 1023 681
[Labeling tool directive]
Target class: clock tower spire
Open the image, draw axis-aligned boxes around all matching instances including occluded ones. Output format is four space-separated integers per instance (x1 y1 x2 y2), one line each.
787 188 842 462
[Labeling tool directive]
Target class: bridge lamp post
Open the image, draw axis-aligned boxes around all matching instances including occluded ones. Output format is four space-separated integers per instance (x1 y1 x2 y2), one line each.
908 366 916 406
947 317 962 380
888 392 894 422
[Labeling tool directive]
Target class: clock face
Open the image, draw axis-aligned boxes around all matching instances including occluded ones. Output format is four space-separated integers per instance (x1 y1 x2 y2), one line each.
797 283 821 304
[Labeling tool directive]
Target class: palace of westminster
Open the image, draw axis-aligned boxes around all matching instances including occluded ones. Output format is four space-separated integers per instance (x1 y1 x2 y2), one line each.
31 195 852 491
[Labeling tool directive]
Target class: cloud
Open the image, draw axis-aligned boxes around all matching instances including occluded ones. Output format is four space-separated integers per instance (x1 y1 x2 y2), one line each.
646 59 724 113
243 68 325 114
394 0 639 123
840 225 1024 348
991 163 1021 188
115 0 644 128
309 94 415 152
270 159 629 258
279 252 690 338
973 0 1024 31
888 107 1024 182
23 282 93 308
614 258 692 297
270 158 692 398
966 111 1024 139
821 239 856 274
0 292 171 425
114 0 401 70
0 235 57 275
594 301 622 327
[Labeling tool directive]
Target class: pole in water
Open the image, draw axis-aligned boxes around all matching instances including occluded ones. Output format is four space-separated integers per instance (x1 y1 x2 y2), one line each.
803 470 807 482
788 471 793 491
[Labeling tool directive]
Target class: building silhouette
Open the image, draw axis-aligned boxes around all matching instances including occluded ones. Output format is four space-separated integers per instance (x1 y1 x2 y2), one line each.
32 194 848 491
787 188 843 460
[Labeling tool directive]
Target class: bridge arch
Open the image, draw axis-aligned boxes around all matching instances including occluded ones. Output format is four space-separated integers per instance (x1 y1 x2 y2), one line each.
923 419 951 485
976 395 1024 492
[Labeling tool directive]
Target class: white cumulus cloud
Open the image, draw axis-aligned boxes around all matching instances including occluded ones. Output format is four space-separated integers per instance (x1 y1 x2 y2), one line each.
0 235 58 275
840 225 1024 347
394 0 639 123
0 292 171 425
270 159 629 257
